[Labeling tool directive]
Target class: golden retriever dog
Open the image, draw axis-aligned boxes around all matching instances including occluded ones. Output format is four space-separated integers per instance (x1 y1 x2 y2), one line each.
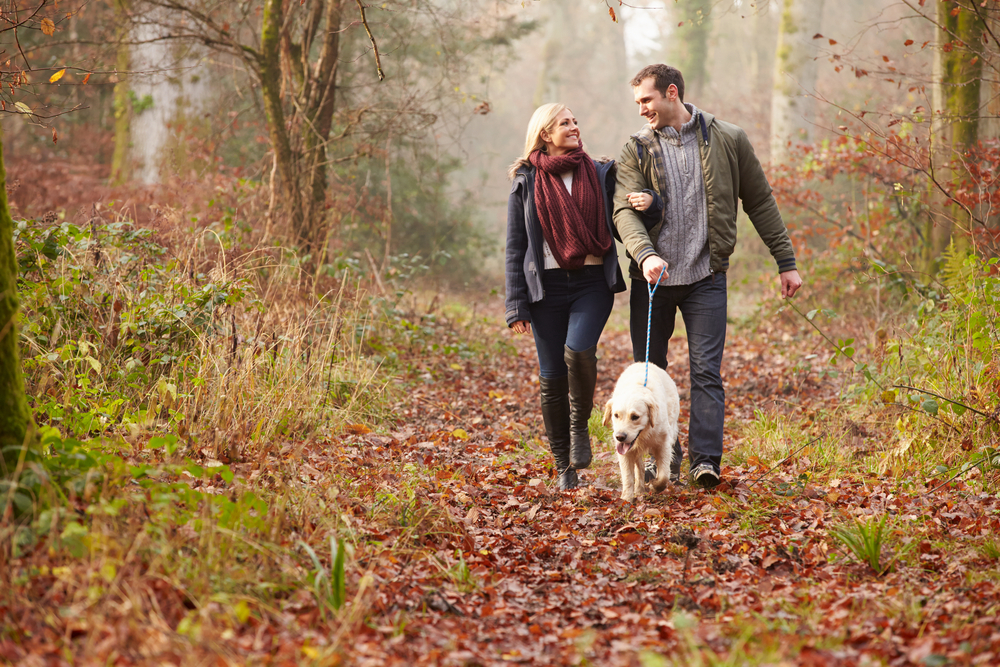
602 362 680 502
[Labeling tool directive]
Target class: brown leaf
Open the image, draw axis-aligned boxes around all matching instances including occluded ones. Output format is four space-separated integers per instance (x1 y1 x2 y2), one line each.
41 18 55 36
619 531 643 545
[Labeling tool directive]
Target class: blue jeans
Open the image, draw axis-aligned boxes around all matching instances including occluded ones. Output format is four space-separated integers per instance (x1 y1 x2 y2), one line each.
529 267 614 378
629 274 727 473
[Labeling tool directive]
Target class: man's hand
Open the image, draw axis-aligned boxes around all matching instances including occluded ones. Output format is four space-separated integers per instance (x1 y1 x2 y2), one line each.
780 270 803 299
641 255 669 285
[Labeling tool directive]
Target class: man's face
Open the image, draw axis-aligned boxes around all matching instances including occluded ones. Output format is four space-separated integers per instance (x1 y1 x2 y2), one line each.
633 78 673 131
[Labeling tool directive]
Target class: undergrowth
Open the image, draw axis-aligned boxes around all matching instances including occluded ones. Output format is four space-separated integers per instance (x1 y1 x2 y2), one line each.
733 243 1000 490
1 210 500 657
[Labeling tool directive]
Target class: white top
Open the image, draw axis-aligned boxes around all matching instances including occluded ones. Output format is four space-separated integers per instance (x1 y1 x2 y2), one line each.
541 171 603 269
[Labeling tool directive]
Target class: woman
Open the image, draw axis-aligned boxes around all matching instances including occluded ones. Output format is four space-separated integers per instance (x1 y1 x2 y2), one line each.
504 104 636 490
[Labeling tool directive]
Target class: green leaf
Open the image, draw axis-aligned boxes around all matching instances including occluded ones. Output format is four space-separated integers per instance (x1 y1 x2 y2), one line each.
921 399 939 416
234 600 251 624
332 537 346 609
60 521 89 558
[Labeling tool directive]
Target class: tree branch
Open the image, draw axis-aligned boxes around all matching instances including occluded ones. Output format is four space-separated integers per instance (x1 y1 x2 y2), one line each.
355 0 384 81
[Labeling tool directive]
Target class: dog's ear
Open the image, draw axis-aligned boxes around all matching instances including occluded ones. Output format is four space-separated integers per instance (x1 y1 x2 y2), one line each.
646 399 658 430
602 399 613 428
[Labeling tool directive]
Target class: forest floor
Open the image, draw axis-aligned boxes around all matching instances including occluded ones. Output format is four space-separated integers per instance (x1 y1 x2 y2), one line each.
297 320 1000 665
4 315 1000 666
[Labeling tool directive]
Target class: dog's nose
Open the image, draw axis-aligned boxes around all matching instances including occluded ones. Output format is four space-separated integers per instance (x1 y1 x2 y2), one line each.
615 432 627 442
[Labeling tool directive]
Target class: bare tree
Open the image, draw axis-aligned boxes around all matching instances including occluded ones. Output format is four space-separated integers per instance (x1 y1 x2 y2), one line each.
770 0 827 162
925 0 992 264
668 0 713 100
0 2 46 477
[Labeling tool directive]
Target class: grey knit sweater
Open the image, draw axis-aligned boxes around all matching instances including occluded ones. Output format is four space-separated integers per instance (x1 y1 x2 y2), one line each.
654 104 711 287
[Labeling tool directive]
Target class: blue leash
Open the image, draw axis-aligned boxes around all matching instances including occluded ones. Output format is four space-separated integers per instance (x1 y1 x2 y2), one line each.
644 266 666 387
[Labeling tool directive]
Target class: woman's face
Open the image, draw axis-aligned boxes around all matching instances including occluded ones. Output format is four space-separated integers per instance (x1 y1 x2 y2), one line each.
541 109 580 156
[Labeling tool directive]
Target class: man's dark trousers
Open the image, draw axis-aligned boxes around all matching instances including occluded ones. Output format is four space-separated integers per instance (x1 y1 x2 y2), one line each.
629 273 727 474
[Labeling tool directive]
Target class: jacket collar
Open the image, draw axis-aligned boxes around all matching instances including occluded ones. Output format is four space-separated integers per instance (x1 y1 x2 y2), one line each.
632 108 716 147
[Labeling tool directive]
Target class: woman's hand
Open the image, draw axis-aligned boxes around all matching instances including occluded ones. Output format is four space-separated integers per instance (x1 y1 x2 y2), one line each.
511 320 531 335
627 192 653 211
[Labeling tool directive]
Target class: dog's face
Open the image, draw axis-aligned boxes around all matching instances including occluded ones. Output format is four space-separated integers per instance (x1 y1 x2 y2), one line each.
603 394 657 456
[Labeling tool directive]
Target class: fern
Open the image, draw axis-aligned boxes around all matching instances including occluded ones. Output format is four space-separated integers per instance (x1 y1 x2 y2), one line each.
937 240 973 302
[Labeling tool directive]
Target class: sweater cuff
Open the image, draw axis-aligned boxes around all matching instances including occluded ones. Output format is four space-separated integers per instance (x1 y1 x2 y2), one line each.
635 246 658 268
506 307 530 327
776 256 797 274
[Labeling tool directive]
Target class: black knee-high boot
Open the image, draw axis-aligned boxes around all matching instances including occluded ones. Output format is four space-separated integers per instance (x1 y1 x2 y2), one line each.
565 345 598 470
539 376 578 490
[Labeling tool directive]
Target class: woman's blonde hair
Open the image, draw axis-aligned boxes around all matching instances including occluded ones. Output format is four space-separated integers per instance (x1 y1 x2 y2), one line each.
506 103 570 180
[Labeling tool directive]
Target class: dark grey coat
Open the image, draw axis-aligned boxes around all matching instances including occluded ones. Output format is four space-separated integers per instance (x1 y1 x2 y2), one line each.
504 159 627 327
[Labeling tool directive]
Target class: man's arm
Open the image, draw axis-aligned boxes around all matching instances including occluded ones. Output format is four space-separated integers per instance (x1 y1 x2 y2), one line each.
613 140 660 272
735 129 797 275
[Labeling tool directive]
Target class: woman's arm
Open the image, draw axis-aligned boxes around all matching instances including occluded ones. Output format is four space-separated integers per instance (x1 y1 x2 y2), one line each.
504 178 532 328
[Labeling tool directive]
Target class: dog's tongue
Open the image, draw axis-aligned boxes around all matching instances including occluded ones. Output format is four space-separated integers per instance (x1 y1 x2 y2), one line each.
615 441 630 456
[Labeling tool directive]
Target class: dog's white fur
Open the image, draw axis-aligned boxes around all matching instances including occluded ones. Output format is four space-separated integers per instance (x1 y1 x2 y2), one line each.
602 362 680 502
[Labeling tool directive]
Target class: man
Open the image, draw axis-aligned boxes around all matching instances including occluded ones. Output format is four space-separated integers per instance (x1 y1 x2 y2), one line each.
613 64 803 489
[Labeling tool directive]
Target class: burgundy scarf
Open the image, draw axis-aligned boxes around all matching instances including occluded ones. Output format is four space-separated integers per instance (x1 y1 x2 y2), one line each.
529 147 611 270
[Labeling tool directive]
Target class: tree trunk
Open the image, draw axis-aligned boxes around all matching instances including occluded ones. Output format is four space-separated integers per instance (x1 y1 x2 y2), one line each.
260 0 305 246
770 0 826 163
260 0 344 255
0 122 37 476
109 0 132 186
926 0 986 269
531 0 631 158
977 4 999 231
668 0 712 101
300 0 344 257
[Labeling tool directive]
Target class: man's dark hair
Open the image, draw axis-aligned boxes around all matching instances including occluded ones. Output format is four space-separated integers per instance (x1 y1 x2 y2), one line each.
630 64 685 103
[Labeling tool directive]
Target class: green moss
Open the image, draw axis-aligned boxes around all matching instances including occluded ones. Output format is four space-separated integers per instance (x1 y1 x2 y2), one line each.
0 123 38 476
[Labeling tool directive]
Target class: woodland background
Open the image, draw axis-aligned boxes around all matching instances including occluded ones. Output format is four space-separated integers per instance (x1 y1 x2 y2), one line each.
1 0 999 665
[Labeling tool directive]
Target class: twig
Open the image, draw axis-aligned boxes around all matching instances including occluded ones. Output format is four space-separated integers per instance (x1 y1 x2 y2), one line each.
784 299 886 390
923 459 985 496
364 247 388 298
355 0 384 82
893 384 995 421
746 437 822 489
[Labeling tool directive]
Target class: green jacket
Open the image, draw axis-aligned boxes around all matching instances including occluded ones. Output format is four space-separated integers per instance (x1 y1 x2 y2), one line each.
613 110 797 281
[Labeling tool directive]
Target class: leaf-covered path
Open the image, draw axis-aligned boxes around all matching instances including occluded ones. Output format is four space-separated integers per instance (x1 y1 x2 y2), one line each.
321 325 1000 666
5 322 1000 667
